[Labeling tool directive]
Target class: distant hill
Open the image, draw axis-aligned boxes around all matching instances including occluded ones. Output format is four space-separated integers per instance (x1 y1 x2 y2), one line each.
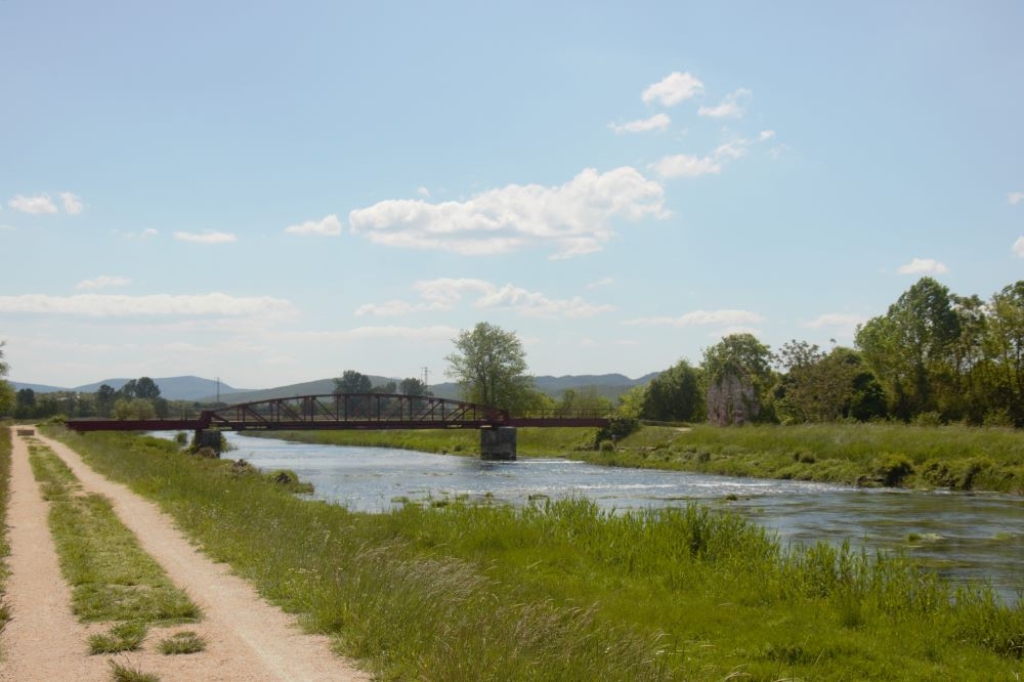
10 376 252 402
10 372 661 406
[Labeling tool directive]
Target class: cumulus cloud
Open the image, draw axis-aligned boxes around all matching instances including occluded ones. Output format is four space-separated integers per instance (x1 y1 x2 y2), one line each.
59 192 84 215
1010 192 1024 205
1013 237 1024 257
586 277 615 290
698 88 752 118
803 313 867 338
897 258 949 275
285 214 342 236
174 231 237 244
115 228 159 240
641 71 704 106
608 113 671 134
357 277 614 319
416 187 431 198
348 167 667 258
623 309 764 327
76 275 131 291
0 293 295 318
9 194 58 214
650 131 775 180
649 154 721 178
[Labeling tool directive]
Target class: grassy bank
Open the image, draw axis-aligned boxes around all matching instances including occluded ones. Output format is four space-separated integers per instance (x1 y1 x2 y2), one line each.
257 422 1024 493
45 427 1024 680
597 423 1024 493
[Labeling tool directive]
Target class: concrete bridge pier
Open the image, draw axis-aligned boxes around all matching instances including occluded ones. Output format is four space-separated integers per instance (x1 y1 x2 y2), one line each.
480 427 517 461
193 429 223 456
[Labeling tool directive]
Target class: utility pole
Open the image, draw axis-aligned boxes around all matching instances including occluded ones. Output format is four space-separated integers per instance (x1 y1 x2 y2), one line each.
422 366 429 391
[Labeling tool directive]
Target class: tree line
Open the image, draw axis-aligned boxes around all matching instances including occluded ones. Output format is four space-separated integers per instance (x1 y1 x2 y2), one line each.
628 277 1024 426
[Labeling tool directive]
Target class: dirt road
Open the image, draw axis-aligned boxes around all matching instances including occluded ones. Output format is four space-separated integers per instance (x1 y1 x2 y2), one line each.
0 428 371 682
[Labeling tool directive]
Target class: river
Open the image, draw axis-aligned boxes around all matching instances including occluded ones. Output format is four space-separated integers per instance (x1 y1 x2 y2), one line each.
201 433 1024 602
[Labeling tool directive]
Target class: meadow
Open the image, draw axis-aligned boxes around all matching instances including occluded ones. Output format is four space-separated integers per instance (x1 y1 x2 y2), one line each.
42 427 1024 680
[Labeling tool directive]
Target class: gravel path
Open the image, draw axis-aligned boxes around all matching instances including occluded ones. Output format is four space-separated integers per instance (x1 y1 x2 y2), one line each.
0 428 371 682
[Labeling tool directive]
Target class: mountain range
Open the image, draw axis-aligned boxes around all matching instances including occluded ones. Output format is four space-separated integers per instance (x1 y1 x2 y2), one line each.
10 372 660 404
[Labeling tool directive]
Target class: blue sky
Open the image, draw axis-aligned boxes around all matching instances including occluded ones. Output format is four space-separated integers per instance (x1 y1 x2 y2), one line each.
2 1 1022 389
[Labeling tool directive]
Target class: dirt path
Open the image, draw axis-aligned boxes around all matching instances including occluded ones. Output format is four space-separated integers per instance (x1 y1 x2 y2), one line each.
1 428 371 682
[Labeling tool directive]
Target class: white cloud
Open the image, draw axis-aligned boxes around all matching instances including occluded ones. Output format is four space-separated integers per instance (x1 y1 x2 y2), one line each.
115 228 159 240
623 309 764 327
76 275 131 291
9 194 58 214
282 325 459 343
357 277 615 319
698 88 752 119
608 113 671 134
1012 237 1024 257
416 186 431 198
714 139 750 160
174 231 237 244
803 313 867 329
759 130 776 141
348 167 667 258
59 192 84 215
897 258 949 275
650 154 721 178
285 214 342 236
1009 192 1024 206
0 293 295 318
586 277 615 290
641 71 704 107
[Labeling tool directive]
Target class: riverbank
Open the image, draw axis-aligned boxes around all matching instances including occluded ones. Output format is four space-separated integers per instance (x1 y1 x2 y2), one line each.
41 427 1024 680
253 422 1024 494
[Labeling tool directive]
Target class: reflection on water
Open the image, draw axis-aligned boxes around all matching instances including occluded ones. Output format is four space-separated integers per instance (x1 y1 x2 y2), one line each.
205 433 1024 601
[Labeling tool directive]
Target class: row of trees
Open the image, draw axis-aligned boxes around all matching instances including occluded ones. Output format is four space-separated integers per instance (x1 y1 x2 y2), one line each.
11 377 178 420
625 278 1024 427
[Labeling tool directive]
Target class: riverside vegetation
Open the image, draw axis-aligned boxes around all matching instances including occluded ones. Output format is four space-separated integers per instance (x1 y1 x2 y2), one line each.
44 427 1024 680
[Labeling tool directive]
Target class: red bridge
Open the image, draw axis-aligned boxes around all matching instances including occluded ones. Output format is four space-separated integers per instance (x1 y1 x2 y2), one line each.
66 393 612 460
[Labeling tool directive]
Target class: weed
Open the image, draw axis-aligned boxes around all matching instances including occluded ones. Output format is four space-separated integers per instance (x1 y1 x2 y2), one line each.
157 630 207 655
108 659 160 682
89 621 148 654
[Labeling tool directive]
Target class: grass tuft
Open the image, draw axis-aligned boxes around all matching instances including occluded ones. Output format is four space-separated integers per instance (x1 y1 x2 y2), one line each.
157 630 207 655
108 658 160 682
89 621 148 654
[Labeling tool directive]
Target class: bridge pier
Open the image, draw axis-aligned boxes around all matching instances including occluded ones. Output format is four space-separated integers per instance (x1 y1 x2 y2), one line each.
480 427 517 461
193 429 223 456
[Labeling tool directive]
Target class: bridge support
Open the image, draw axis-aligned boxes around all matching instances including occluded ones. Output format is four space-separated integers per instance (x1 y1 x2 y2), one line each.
193 429 223 456
480 427 517 461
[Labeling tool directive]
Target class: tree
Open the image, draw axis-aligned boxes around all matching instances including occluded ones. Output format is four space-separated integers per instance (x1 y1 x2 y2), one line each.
399 377 431 396
774 342 883 423
119 378 138 400
95 384 117 417
15 388 36 419
702 333 774 425
334 370 372 395
641 360 704 422
446 322 532 413
0 341 12 416
135 376 161 400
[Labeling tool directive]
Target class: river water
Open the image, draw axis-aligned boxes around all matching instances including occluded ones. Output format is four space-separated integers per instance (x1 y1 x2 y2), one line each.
212 433 1023 602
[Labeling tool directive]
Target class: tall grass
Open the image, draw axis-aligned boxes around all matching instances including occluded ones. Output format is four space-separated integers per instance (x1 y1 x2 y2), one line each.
47 427 1024 680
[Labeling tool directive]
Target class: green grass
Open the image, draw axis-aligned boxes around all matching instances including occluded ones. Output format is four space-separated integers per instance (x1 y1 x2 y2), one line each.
588 423 1024 493
108 659 160 682
157 630 207 655
0 427 12 636
43 427 1024 680
89 621 148 654
26 442 200 628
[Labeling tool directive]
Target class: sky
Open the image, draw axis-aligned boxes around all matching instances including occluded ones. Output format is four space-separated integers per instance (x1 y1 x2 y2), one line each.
2 1 1023 390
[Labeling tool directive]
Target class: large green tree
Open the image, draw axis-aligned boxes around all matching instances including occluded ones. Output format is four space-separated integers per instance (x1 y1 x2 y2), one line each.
334 370 372 394
446 322 532 413
641 360 705 422
702 333 774 425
